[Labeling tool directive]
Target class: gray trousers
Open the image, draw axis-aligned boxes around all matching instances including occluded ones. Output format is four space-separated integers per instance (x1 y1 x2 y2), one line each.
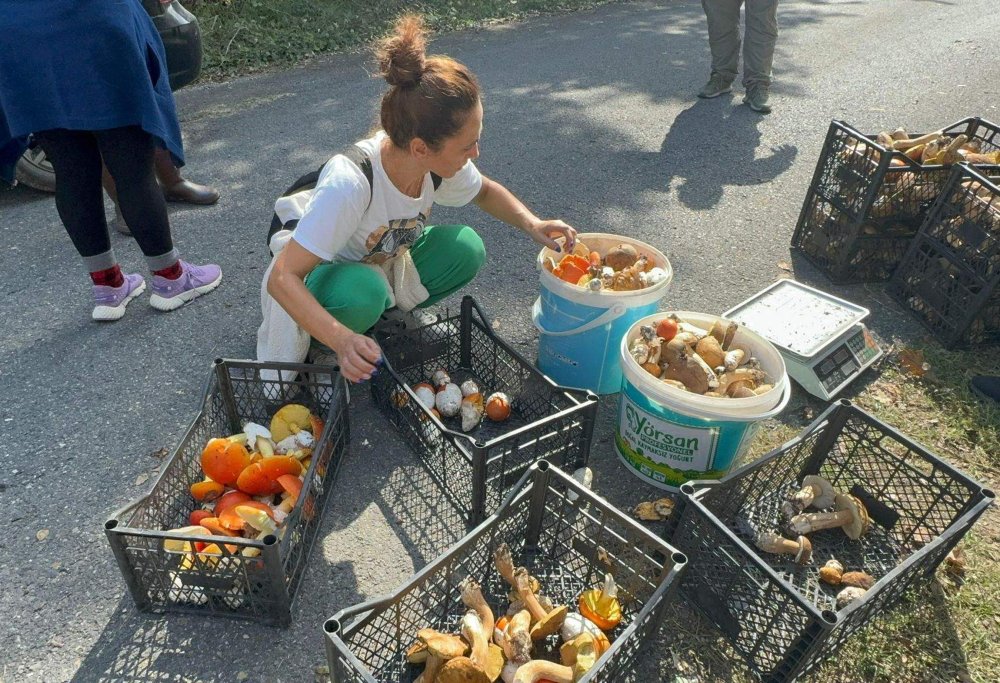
702 0 779 87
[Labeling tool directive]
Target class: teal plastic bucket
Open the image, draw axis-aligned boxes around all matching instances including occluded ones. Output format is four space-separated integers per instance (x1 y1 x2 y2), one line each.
533 234 672 394
614 311 791 491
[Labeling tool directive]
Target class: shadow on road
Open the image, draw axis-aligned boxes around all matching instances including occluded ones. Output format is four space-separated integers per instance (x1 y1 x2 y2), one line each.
658 99 798 210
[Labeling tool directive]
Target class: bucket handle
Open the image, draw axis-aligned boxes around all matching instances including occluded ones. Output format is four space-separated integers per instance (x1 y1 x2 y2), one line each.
532 298 628 337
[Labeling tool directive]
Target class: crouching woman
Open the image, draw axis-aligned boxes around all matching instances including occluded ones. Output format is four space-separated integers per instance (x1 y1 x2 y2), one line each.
258 14 575 383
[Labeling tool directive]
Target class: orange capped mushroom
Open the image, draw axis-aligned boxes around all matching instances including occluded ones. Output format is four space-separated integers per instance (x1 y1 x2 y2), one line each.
189 509 213 526
200 438 252 486
198 516 239 537
552 254 590 284
213 490 251 517
190 478 225 502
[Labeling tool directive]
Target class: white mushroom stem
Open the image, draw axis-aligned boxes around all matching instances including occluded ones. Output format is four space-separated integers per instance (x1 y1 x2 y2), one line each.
503 610 532 663
494 544 517 588
461 611 489 672
789 509 854 534
415 654 443 683
461 579 495 637
756 531 812 564
514 570 547 623
512 660 574 683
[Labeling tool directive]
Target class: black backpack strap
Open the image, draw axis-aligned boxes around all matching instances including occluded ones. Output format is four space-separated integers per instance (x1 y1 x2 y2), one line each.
266 144 374 251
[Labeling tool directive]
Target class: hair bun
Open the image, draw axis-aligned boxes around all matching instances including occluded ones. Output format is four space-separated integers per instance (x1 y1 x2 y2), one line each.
376 14 428 88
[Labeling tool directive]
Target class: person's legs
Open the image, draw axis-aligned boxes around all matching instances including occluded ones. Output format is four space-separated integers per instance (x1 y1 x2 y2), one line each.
305 262 394 334
97 126 221 311
742 0 778 112
34 129 146 320
155 148 221 205
970 375 1000 404
408 225 486 307
700 0 743 94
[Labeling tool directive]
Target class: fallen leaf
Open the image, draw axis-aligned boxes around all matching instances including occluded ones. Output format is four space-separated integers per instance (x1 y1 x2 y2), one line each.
634 498 675 521
237 673 249 682
898 348 929 377
135 473 149 486
36 529 49 541
149 447 169 459
778 261 793 272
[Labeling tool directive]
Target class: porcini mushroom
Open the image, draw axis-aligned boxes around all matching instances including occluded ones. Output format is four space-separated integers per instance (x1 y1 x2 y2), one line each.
835 586 867 610
788 493 871 540
661 339 718 394
782 475 838 519
755 531 812 565
578 573 622 631
819 559 844 585
413 382 436 410
695 335 725 370
841 571 876 589
461 578 495 638
514 568 567 640
500 609 533 664
414 629 467 683
485 392 512 422
438 611 491 683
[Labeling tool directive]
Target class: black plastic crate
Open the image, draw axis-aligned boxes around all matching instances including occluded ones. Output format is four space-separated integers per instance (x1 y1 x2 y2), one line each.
792 118 1000 283
671 401 994 682
370 296 599 530
889 185 1000 347
105 359 350 626
324 460 688 683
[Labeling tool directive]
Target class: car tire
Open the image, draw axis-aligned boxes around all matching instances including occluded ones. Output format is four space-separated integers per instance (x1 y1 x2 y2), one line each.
15 146 56 193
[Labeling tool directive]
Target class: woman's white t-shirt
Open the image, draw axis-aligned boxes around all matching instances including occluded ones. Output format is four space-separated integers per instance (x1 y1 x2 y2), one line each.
290 131 483 265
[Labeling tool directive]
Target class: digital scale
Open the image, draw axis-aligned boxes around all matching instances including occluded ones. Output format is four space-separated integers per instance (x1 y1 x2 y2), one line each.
724 280 883 400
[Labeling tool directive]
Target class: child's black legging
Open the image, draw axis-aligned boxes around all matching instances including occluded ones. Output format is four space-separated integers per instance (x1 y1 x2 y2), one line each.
35 126 179 272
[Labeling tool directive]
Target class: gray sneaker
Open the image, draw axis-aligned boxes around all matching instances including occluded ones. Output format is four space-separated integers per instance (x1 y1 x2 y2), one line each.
743 84 772 114
379 306 440 331
697 74 733 99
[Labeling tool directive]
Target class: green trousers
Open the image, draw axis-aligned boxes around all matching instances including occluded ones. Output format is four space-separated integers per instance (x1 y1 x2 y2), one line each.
702 0 779 87
304 224 486 334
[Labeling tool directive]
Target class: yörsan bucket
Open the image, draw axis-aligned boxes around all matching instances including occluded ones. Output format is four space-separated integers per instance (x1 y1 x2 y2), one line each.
615 311 791 490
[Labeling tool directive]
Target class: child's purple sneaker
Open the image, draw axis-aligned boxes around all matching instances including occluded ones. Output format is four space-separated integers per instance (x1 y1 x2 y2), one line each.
92 273 146 321
149 260 222 311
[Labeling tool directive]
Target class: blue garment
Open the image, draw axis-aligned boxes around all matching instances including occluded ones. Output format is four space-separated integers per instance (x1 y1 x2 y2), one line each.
0 0 184 184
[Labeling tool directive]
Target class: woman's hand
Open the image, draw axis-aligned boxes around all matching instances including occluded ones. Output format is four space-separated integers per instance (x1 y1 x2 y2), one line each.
526 218 577 253
332 330 383 383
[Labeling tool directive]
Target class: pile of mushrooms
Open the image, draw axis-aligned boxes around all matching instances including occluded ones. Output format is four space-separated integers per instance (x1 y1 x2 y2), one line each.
163 403 321 570
629 316 774 398
395 369 512 433
542 239 669 292
406 543 623 682
754 476 877 610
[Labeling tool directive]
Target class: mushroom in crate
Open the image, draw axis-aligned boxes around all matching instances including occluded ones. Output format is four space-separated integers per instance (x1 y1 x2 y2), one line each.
787 493 871 540
781 475 839 519
755 531 813 565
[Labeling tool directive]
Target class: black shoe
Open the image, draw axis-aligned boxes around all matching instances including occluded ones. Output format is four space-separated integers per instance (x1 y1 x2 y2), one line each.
970 375 1000 404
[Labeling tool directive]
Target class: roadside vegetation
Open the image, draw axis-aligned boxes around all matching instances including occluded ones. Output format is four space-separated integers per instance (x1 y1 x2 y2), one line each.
190 0 625 80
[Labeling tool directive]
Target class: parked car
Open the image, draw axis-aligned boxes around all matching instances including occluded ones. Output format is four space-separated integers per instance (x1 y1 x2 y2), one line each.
13 0 203 192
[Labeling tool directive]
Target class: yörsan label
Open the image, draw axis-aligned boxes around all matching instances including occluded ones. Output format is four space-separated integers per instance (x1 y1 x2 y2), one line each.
617 394 721 474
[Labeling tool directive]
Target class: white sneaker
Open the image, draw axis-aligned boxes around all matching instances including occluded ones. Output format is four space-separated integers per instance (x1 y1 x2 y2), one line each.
379 306 440 331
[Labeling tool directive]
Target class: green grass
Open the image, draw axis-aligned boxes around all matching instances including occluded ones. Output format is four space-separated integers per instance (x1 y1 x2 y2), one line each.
189 0 625 80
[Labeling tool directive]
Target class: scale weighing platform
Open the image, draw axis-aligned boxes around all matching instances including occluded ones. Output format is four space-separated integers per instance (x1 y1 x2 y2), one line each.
724 280 883 400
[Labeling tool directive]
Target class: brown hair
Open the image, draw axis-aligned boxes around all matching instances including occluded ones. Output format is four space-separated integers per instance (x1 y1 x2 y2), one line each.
375 15 480 150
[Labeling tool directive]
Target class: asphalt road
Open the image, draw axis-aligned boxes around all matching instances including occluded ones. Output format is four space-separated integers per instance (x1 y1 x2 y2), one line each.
2 1 999 681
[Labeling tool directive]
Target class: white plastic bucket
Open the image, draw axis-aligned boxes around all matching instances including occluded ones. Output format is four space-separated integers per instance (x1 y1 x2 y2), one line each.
533 233 672 394
615 311 791 490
